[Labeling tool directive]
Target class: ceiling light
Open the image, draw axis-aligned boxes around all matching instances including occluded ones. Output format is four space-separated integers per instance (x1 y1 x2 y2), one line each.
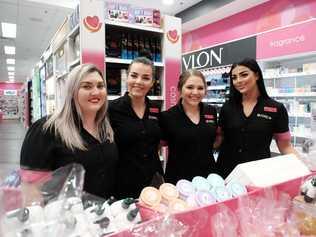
25 0 77 9
162 0 174 5
1 22 16 38
9 78 15 82
4 46 15 55
7 66 15 71
6 58 15 64
8 75 14 79
8 71 15 76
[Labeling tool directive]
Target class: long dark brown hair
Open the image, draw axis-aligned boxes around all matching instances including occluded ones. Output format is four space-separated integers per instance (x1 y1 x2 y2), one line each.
229 58 269 104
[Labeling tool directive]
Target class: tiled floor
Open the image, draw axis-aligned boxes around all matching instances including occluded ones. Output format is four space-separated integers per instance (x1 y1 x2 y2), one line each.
0 119 27 180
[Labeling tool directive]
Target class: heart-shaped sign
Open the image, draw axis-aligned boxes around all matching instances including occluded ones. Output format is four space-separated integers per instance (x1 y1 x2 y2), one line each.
83 15 102 32
167 29 179 43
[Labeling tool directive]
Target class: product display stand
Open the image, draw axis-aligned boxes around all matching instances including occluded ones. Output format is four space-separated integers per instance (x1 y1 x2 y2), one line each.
31 0 181 114
259 54 316 150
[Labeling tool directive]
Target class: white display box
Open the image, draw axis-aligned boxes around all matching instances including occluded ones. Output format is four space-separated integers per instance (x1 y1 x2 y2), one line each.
225 154 311 187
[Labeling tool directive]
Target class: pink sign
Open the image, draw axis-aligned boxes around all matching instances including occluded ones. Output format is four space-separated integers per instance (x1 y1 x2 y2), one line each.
0 82 23 90
165 59 180 109
257 20 316 59
182 0 316 54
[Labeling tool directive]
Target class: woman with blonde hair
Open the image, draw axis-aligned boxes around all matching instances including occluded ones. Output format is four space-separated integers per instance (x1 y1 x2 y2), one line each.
20 64 118 198
159 69 219 184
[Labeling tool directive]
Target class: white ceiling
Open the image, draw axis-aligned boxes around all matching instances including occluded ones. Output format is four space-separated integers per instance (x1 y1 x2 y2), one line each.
0 0 203 83
123 0 203 15
0 0 73 83
0 0 264 84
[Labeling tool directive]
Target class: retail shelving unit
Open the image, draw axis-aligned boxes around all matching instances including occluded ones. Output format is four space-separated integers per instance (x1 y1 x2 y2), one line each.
19 84 29 127
259 54 316 148
201 66 231 112
34 1 181 113
0 94 19 119
103 21 164 99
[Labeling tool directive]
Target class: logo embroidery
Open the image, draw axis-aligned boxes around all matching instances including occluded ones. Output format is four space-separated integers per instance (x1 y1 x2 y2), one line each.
148 115 158 120
149 108 159 113
257 113 272 120
204 114 214 119
264 106 277 113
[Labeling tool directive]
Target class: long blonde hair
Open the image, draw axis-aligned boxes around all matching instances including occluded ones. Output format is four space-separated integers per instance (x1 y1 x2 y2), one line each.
43 64 114 151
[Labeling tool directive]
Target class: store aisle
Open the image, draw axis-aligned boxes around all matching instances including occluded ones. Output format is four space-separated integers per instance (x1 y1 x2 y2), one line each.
0 119 26 179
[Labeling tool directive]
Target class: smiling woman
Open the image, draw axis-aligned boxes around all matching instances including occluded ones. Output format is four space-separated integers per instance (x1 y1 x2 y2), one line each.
159 69 219 184
216 58 298 178
108 57 164 199
20 64 118 198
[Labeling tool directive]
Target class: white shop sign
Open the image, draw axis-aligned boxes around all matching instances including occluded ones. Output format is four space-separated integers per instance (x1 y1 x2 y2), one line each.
4 90 17 96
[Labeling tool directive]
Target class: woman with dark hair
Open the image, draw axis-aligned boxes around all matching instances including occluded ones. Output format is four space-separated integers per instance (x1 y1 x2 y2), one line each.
217 58 297 178
159 69 219 184
108 57 163 198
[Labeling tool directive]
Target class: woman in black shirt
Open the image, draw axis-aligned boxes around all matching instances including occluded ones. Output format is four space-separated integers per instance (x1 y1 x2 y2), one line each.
20 64 118 198
159 69 219 184
108 57 163 198
217 58 298 178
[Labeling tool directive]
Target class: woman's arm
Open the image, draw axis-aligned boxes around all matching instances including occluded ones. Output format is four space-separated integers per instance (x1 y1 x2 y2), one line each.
213 129 223 150
276 139 300 158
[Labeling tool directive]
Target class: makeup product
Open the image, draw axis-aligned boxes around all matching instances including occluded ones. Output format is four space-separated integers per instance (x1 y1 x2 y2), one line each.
110 198 136 217
168 199 188 213
186 194 198 208
114 208 141 231
195 190 216 207
64 197 84 214
226 182 247 197
139 187 161 208
3 205 44 236
192 176 210 191
44 199 63 220
214 186 232 202
207 173 225 191
176 179 195 200
159 183 179 204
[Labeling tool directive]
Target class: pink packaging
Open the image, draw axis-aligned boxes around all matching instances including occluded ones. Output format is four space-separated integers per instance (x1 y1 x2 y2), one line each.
134 8 152 26
106 2 130 23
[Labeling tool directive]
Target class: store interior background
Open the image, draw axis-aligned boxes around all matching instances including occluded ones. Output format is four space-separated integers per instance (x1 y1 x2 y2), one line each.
0 0 316 177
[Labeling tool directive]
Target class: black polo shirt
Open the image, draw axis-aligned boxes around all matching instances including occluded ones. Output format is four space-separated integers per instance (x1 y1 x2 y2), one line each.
108 93 163 198
20 117 118 198
159 101 218 184
217 96 291 178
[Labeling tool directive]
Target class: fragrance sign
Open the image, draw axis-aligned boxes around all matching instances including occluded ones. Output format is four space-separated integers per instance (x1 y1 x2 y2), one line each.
182 36 256 71
257 20 316 59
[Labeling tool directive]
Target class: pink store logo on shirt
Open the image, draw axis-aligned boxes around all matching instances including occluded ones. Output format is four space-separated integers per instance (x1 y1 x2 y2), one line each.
149 108 159 113
264 106 277 112
204 114 214 119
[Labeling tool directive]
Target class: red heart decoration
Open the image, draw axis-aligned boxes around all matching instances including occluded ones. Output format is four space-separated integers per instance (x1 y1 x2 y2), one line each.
86 16 99 28
168 30 178 40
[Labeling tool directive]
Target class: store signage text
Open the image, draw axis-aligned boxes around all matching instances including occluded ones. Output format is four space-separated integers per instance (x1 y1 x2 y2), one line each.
182 36 256 71
182 48 223 70
4 90 17 96
169 86 177 107
269 35 305 48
